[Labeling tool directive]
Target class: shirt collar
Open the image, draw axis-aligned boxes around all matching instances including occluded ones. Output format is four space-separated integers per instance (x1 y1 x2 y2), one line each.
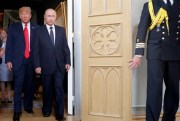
163 0 174 5
46 24 55 29
22 22 30 27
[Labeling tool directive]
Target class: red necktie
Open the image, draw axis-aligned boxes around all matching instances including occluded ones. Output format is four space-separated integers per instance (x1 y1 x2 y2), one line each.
24 24 30 59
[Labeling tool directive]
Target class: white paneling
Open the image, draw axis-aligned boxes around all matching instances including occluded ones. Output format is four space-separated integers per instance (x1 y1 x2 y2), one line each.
74 0 82 120
67 0 74 115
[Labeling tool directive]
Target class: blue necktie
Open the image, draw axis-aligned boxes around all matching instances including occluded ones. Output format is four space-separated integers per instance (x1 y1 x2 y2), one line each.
50 27 54 45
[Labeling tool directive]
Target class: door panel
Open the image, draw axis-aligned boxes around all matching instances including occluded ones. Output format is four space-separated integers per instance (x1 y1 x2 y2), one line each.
82 0 132 121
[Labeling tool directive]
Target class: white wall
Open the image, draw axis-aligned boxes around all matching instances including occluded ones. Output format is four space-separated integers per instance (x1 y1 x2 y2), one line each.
73 0 82 120
131 0 147 108
67 0 74 115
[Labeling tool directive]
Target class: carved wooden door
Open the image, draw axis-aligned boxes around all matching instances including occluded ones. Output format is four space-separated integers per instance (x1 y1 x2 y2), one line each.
81 0 132 121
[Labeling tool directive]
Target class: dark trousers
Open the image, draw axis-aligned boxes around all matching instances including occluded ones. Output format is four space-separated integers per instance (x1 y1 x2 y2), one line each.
41 67 65 117
146 60 180 121
13 58 34 113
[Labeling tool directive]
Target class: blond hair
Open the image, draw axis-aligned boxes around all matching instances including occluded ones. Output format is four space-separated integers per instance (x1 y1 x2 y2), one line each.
19 6 31 14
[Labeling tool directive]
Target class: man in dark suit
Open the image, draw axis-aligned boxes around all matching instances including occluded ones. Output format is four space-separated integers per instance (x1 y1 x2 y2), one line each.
5 6 39 121
33 8 71 121
129 0 180 121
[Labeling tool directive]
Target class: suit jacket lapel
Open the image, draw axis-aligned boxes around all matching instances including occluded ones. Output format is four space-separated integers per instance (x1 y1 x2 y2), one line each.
30 23 33 42
17 22 25 44
30 23 35 50
54 26 59 47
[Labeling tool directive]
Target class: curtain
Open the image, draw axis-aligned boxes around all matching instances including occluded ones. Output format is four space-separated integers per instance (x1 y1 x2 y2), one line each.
55 1 67 34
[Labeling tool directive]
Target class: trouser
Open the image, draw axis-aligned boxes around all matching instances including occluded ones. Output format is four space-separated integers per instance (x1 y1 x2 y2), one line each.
13 58 34 112
146 60 180 121
41 66 65 117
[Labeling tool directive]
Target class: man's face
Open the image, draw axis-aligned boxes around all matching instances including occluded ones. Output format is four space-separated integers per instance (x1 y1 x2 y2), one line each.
19 8 31 24
44 9 57 26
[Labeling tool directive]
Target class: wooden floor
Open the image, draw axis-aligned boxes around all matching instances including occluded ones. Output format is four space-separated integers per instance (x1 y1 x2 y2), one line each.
1 109 180 121
1 106 180 121
0 108 77 121
1 90 180 121
0 89 78 121
132 114 180 121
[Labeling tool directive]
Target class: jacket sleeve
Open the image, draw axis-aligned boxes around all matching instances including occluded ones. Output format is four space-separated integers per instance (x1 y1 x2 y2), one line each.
62 28 71 65
32 29 40 68
135 2 151 56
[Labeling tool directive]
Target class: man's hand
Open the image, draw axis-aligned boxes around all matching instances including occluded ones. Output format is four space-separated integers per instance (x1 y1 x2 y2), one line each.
65 64 70 72
35 67 41 74
128 56 142 69
6 62 13 71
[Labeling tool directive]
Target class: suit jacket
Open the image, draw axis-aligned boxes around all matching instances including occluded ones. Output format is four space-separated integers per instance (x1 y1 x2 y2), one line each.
33 25 71 75
5 22 39 71
135 0 180 60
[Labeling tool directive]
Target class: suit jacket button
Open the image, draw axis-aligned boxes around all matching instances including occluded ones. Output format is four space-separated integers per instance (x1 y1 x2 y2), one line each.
162 32 165 34
177 32 179 34
162 26 165 29
162 37 165 40
176 38 179 40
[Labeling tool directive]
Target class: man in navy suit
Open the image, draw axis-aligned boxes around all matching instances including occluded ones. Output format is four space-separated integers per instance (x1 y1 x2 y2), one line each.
129 0 180 121
33 8 71 121
5 6 39 121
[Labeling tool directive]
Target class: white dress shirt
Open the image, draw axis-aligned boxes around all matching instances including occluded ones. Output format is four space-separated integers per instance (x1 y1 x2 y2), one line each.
1 42 5 48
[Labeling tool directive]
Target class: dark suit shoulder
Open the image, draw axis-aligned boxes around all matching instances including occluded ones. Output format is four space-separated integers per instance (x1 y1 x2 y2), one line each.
54 25 66 33
8 22 21 28
7 22 22 34
143 2 148 7
55 25 65 30
30 22 40 28
35 25 45 31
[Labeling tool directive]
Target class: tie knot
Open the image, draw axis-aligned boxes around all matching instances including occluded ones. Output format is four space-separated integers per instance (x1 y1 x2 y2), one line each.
50 26 53 30
25 24 28 26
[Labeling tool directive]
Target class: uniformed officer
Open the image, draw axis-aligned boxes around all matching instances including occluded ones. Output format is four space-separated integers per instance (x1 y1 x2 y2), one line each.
129 0 180 121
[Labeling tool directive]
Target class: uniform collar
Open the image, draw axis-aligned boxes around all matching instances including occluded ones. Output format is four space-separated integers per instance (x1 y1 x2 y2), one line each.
163 0 174 5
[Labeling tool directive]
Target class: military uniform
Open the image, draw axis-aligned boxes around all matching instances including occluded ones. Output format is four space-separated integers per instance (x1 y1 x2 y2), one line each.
135 0 180 121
